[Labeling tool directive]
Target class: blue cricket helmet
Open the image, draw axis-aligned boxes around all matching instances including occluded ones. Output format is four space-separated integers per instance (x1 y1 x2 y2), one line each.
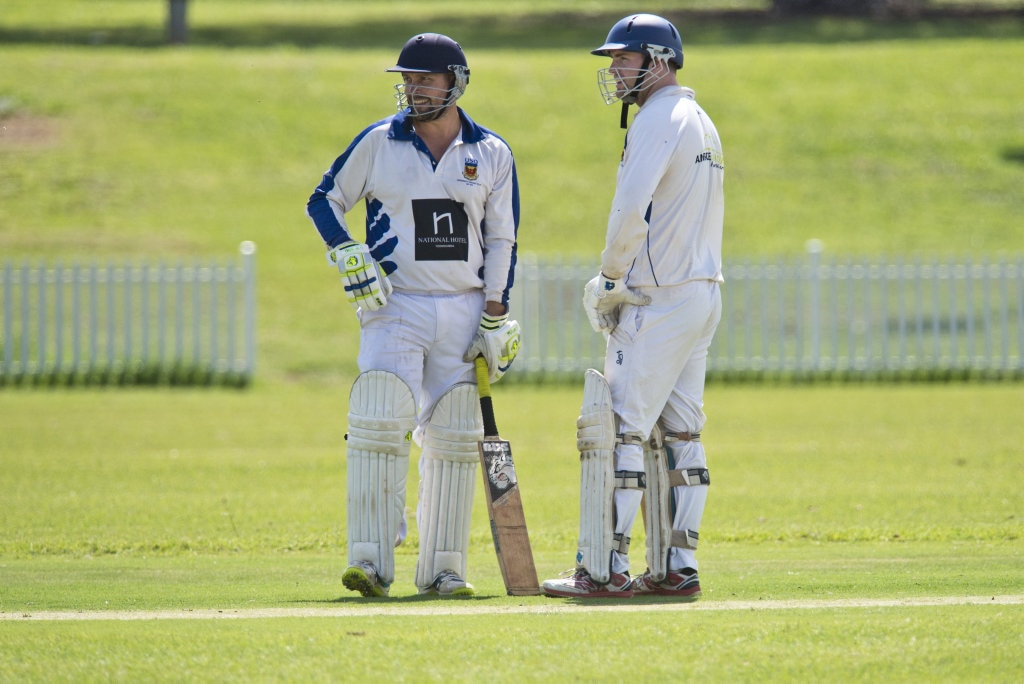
387 33 469 77
591 14 684 69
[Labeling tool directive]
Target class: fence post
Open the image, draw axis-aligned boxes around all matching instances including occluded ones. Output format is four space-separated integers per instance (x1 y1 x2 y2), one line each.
806 239 824 372
240 241 257 379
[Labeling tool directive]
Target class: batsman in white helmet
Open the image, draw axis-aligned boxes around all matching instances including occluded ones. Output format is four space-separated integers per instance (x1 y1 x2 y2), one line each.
306 33 521 597
542 14 724 599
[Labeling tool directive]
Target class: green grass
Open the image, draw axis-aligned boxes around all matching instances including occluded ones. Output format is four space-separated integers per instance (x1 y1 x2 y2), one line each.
3 4 1023 384
3 604 1021 681
2 2 1024 681
1 383 1023 679
2 384 1021 561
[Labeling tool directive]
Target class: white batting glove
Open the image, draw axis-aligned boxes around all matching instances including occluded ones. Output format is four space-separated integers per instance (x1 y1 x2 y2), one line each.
463 312 521 383
327 242 393 311
582 273 651 334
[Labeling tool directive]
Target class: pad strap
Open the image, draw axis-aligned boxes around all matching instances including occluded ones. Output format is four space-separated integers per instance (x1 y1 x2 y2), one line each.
614 470 646 489
616 433 645 446
667 468 711 487
664 431 701 443
670 529 699 550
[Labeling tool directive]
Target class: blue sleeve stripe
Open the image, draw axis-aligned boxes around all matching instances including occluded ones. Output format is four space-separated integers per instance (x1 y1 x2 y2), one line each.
502 158 520 307
305 119 390 248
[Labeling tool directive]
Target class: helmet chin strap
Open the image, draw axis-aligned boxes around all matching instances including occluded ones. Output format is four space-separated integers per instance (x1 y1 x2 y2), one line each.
618 101 630 129
618 54 652 129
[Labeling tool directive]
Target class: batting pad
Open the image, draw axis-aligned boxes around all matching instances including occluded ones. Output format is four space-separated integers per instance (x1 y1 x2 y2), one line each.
644 428 710 579
575 369 617 583
346 371 416 585
414 383 483 589
666 438 710 572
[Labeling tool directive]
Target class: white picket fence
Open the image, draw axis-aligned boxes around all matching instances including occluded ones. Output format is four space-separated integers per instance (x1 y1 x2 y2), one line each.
1 242 256 386
512 247 1024 381
4 244 1022 386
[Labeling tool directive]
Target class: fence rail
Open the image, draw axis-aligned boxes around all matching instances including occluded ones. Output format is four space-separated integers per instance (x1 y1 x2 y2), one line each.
4 246 1021 386
1 242 256 386
511 249 1024 382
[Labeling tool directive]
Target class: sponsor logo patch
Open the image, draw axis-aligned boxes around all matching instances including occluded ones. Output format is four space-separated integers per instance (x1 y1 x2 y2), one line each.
412 198 470 261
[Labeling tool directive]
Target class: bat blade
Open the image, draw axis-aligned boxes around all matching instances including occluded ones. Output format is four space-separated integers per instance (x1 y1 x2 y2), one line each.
474 356 540 596
479 437 540 596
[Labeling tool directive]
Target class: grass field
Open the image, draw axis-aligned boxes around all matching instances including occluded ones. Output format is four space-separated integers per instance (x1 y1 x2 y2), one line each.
2 383 1022 679
2 1 1024 681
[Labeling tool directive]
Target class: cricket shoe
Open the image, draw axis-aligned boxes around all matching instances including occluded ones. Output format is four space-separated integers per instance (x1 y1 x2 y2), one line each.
542 568 634 599
342 561 390 598
419 570 475 597
631 568 701 601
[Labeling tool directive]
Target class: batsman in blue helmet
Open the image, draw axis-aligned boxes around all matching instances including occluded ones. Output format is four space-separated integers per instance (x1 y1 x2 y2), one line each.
543 14 725 600
306 33 521 599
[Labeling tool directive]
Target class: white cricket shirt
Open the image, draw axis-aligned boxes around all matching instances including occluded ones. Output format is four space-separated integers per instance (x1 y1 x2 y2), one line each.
602 86 724 287
307 108 519 307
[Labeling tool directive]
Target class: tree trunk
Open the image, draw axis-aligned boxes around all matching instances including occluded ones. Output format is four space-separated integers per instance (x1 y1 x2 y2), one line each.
168 0 188 45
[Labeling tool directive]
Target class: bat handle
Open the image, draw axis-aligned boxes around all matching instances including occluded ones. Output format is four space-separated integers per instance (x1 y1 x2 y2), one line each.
474 356 492 399
475 356 499 437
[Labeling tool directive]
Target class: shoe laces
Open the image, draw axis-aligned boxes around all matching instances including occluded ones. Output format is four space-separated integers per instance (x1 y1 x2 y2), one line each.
433 570 463 588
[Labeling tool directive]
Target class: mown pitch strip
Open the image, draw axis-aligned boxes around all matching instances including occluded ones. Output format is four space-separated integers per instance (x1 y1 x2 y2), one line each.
4 595 1021 621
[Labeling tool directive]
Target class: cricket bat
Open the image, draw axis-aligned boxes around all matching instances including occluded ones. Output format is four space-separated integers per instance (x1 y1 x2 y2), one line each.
474 356 541 596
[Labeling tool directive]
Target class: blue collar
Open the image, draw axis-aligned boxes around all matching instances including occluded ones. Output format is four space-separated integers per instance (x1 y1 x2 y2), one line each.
388 107 487 144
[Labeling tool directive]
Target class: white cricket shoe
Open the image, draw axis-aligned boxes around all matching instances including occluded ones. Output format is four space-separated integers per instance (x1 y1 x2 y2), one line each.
342 560 390 598
542 568 634 599
632 568 701 601
419 570 475 597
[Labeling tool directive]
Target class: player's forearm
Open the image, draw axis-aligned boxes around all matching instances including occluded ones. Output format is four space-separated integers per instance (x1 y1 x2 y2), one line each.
600 208 648 280
306 194 353 248
482 237 515 309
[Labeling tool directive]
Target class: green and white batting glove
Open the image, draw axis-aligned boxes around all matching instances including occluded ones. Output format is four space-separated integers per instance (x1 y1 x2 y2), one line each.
327 242 393 312
582 273 652 334
463 312 521 383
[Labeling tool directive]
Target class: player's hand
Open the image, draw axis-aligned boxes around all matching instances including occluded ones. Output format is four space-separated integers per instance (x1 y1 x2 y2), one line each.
327 242 393 311
582 273 651 334
463 312 521 383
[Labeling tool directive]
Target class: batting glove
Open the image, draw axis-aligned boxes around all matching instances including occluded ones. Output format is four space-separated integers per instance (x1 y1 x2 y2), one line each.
463 312 521 383
327 242 393 312
582 273 651 334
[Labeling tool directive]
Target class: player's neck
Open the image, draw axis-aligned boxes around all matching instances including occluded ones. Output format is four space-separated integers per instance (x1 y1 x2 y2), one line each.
637 78 678 107
413 107 462 159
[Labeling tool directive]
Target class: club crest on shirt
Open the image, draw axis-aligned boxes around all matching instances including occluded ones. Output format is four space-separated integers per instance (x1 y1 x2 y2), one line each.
462 157 479 181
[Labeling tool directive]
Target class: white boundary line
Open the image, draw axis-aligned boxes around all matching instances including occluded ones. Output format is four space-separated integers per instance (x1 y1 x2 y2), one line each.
4 595 1022 621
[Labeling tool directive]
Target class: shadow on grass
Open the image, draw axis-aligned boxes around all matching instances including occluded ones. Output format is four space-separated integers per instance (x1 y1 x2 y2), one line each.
2 9 1023 50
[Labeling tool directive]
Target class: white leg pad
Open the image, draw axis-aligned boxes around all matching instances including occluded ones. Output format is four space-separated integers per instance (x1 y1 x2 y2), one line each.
575 369 618 584
642 424 673 582
667 439 710 572
346 371 416 585
644 427 710 579
414 383 483 589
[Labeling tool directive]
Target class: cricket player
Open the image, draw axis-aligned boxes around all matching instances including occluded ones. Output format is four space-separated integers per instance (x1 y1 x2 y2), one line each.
306 33 521 597
542 14 724 599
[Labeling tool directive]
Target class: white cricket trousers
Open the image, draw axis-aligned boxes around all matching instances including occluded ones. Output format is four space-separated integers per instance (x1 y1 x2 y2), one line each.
604 280 722 574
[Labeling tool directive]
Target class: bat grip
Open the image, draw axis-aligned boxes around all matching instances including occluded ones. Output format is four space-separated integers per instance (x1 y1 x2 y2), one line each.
475 356 499 437
474 356 492 398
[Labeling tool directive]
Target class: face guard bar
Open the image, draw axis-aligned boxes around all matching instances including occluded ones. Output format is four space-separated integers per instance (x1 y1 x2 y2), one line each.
393 64 470 121
596 43 675 105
